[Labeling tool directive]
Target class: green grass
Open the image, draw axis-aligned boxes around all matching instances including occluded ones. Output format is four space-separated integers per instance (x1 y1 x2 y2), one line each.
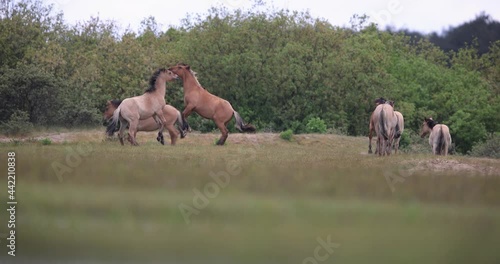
0 133 499 263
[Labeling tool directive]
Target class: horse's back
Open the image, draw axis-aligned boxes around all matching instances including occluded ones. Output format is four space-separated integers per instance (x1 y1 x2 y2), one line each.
430 124 451 155
378 104 396 137
395 111 404 131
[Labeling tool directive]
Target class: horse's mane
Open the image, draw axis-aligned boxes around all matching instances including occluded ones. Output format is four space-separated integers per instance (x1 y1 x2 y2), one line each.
178 63 203 89
374 97 386 104
110 99 122 108
190 69 203 88
145 68 166 93
426 118 437 129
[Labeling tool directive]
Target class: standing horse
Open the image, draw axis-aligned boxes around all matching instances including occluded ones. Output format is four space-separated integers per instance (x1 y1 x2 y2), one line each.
420 117 451 155
368 98 391 154
167 63 256 145
103 99 185 145
372 102 397 156
108 68 178 146
393 111 404 154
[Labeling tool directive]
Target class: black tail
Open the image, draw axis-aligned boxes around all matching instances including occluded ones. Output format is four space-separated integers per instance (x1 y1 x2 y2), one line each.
436 127 445 155
234 111 256 133
106 121 120 137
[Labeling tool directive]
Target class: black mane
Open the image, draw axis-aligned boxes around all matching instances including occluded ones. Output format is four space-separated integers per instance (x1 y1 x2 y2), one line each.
110 99 122 108
426 118 437 129
145 68 166 93
374 97 386 104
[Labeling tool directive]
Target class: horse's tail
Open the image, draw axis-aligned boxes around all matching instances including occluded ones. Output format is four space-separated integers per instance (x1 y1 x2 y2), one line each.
175 109 187 138
379 108 389 140
233 111 256 133
106 105 121 136
436 126 445 155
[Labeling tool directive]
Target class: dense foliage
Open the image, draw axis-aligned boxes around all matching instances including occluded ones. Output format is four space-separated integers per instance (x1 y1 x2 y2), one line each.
1 0 499 154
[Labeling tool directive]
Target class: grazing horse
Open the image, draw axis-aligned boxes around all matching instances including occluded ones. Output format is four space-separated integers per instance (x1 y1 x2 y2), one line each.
103 100 185 145
420 117 451 155
167 63 256 145
393 111 404 154
372 101 397 156
108 68 178 146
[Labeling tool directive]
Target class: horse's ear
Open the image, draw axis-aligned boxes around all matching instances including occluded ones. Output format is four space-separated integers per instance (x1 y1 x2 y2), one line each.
186 65 190 71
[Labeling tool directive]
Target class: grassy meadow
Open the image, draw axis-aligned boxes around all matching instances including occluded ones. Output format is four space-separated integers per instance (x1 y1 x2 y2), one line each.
0 130 499 263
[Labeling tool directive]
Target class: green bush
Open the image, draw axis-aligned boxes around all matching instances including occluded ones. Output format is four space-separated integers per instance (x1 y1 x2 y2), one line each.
280 129 294 141
1 110 34 136
469 133 500 158
305 117 327 134
40 138 52 145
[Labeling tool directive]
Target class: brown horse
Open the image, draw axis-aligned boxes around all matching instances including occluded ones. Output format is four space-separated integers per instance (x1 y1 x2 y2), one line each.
108 68 178 146
420 117 451 155
103 99 185 145
167 63 256 145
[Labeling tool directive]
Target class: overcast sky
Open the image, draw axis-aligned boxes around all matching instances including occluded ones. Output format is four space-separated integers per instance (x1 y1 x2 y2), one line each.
45 0 499 34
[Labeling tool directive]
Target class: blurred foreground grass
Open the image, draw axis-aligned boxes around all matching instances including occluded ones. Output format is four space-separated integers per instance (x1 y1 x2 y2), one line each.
0 133 499 263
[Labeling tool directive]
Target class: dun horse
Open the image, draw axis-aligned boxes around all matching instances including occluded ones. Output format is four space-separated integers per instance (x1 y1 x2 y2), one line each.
104 100 185 145
369 98 402 155
420 117 451 155
368 97 388 154
108 68 178 146
393 111 404 154
370 100 397 156
168 63 255 145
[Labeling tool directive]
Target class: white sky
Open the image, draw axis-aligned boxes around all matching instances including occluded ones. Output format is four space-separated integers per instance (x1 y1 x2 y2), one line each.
45 0 500 34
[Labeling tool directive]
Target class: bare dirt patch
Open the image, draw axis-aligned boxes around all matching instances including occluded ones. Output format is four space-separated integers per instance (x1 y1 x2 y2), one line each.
411 158 499 176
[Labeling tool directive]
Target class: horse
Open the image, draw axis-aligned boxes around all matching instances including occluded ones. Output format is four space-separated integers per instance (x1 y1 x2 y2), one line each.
368 98 391 154
371 101 397 156
108 68 178 146
103 99 185 145
167 63 256 145
420 117 452 155
393 111 404 154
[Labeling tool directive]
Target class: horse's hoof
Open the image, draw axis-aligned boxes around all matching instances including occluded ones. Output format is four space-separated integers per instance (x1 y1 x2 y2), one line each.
368 150 373 154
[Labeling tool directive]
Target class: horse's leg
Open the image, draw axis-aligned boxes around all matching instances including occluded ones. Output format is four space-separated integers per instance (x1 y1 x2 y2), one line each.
182 105 195 132
215 120 229 145
377 136 383 156
118 119 128 146
394 138 400 154
368 128 373 154
166 124 178 145
153 114 165 145
128 120 139 146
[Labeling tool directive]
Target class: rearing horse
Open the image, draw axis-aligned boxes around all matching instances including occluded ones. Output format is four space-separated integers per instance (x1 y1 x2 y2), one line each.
168 63 256 145
108 68 178 146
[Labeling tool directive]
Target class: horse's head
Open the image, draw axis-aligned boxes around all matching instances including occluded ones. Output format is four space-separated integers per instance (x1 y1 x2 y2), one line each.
158 68 179 82
102 99 122 124
374 97 386 106
420 117 436 138
168 63 191 79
